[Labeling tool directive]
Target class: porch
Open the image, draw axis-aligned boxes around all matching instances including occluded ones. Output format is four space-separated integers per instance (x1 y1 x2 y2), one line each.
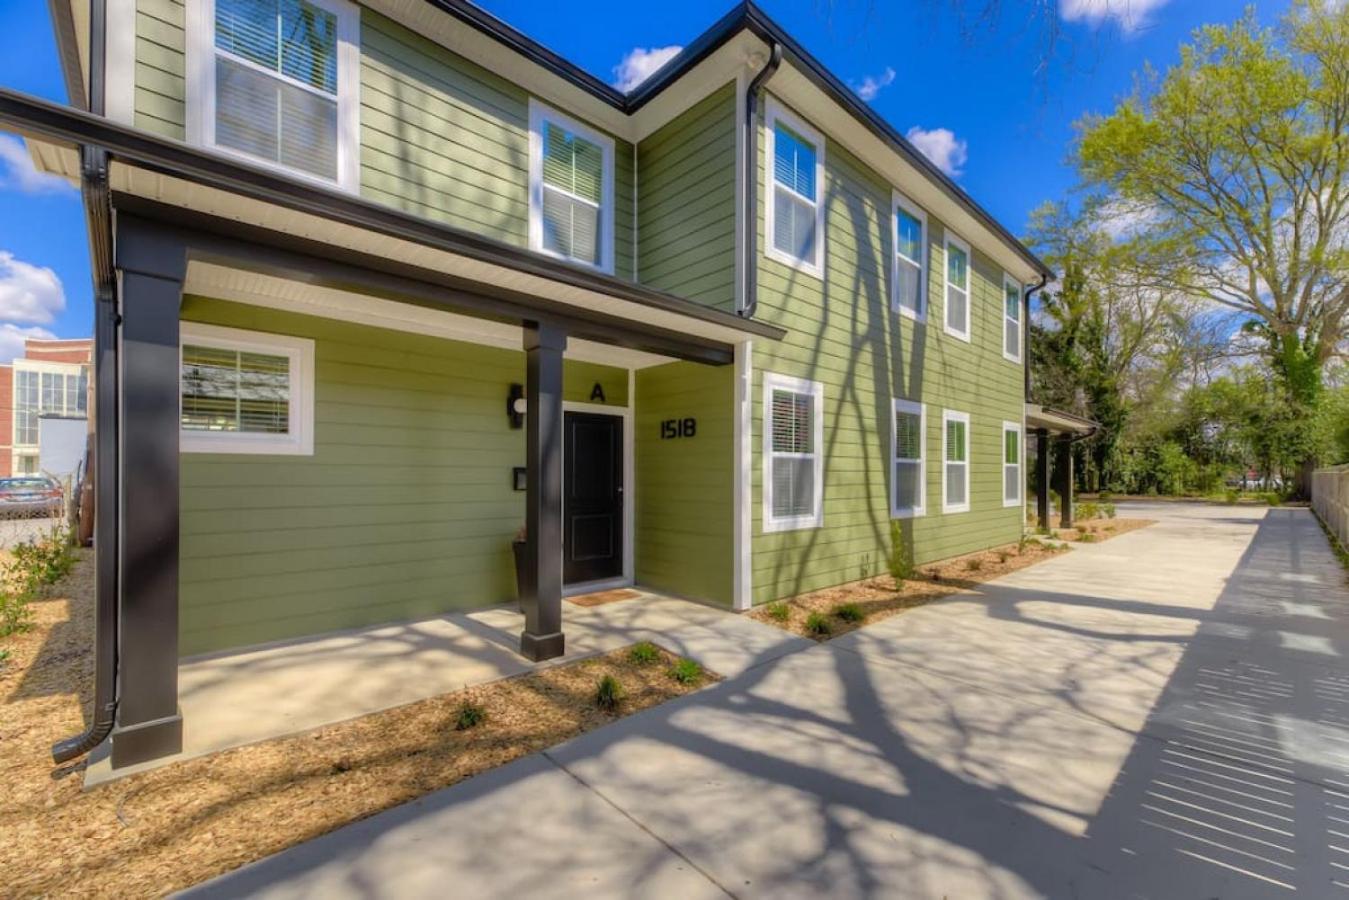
85 590 808 786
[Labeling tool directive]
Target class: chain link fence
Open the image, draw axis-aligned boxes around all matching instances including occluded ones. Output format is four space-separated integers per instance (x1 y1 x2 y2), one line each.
0 474 79 552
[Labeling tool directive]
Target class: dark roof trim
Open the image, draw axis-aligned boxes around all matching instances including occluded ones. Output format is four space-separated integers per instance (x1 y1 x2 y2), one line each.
0 88 783 341
425 0 1051 278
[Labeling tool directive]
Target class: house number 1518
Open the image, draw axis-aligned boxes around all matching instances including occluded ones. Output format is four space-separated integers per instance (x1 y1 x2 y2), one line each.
660 418 697 440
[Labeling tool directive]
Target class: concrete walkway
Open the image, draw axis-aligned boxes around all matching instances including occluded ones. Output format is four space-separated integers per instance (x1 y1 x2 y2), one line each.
188 504 1349 899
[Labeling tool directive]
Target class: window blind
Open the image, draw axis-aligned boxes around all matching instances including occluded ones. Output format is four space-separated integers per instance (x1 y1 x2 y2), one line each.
540 122 604 265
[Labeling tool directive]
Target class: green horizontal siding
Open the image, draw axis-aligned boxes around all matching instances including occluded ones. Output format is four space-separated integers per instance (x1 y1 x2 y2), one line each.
134 0 186 138
750 95 1025 604
637 82 738 311
635 361 734 605
178 297 627 655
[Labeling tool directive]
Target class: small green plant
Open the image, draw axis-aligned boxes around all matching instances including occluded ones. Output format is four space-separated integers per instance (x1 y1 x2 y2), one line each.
832 602 865 623
0 648 11 668
595 674 625 711
1099 491 1113 502
0 581 34 637
765 601 790 622
1261 491 1282 507
669 657 703 684
887 521 916 582
628 641 661 665
1223 489 1240 505
1101 501 1117 519
1076 532 1097 543
454 701 487 730
10 526 75 592
964 557 984 572
804 611 832 636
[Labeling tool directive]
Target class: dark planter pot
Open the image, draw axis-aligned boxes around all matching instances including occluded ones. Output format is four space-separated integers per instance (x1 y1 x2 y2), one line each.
512 539 532 611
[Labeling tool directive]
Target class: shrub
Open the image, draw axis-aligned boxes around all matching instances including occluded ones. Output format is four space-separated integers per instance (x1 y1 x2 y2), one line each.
1077 501 1100 521
765 601 790 622
628 641 661 665
887 522 916 582
0 581 34 637
1223 489 1240 505
595 674 625 711
832 602 865 623
669 657 703 684
964 558 983 572
1101 502 1117 519
1099 491 1114 502
10 526 74 592
804 612 832 636
1076 532 1097 543
454 701 487 730
1261 491 1282 507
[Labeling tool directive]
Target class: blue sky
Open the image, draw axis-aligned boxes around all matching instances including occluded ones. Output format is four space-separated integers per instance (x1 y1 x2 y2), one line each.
0 0 1270 359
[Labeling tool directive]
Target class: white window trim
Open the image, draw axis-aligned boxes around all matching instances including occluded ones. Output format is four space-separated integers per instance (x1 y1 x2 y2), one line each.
943 231 972 343
941 409 971 515
1003 274 1024 364
763 98 826 279
1002 420 1023 508
891 191 927 322
527 99 617 276
762 372 825 533
891 398 926 519
185 0 362 193
180 322 315 456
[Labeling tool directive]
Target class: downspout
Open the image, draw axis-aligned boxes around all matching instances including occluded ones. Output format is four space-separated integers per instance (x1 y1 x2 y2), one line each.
53 0 119 765
1022 273 1049 402
737 41 781 319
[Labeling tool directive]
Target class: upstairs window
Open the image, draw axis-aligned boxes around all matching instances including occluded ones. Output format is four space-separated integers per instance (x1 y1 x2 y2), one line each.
190 0 360 190
1003 276 1023 363
944 232 971 342
892 399 925 518
765 101 825 277
763 373 824 532
1003 421 1022 507
942 409 970 514
893 194 926 320
180 323 314 455
529 101 615 274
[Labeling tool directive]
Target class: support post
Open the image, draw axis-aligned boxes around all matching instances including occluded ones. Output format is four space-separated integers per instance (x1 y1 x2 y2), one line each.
1057 434 1075 530
520 321 566 661
1035 428 1050 531
111 217 186 767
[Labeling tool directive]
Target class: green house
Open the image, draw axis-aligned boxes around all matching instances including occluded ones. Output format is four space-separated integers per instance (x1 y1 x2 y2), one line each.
14 0 1084 770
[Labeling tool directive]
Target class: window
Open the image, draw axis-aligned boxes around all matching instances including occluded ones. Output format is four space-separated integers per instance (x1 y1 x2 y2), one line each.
1003 421 1022 507
891 399 926 518
763 373 824 532
942 410 970 514
13 365 88 448
528 101 615 274
944 232 972 341
892 193 926 320
188 0 360 189
1003 276 1023 363
765 101 825 277
180 323 314 455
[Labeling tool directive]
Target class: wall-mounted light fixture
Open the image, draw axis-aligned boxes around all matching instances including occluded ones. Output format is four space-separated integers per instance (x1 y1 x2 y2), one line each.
507 383 525 429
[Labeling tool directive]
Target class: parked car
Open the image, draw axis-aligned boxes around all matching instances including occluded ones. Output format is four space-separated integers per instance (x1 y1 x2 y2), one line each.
0 476 64 520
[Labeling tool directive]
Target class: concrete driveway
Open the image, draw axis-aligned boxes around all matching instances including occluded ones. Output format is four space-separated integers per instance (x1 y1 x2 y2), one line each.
189 504 1349 899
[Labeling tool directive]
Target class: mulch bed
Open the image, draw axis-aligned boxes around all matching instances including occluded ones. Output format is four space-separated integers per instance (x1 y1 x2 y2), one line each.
0 555 718 898
1054 517 1154 544
749 536 1071 641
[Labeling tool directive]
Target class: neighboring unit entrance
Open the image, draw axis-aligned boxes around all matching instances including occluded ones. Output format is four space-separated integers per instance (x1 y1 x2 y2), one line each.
563 411 624 585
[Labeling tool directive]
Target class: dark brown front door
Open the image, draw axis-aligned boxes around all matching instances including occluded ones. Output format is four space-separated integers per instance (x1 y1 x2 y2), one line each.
564 411 623 585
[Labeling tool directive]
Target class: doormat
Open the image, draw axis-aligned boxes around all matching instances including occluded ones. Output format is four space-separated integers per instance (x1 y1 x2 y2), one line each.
567 588 642 607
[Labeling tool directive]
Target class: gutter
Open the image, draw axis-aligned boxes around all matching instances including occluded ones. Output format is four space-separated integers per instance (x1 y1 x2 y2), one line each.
1023 273 1049 402
737 42 781 319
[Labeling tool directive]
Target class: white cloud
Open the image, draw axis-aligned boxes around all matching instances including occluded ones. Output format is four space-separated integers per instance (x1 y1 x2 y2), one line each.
905 126 968 178
853 67 896 102
0 135 77 194
612 46 683 92
1059 0 1171 34
0 324 57 364
0 251 66 326
1094 197 1162 241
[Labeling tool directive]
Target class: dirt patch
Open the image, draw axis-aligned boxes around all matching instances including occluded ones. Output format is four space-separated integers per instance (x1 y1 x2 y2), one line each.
0 556 718 898
567 588 642 607
1054 517 1154 544
749 537 1071 641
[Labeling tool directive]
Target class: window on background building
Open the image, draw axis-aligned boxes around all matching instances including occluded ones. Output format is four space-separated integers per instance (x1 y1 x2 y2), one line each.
1004 277 1023 362
13 366 87 448
1003 422 1022 507
944 233 971 341
180 323 314 455
943 410 970 513
892 399 925 518
766 103 825 277
194 0 358 188
764 373 824 531
893 195 926 319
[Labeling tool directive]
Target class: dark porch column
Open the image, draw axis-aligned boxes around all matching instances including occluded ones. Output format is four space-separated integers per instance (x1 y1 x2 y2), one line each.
520 321 566 661
111 218 185 767
1035 428 1051 531
1057 434 1075 530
